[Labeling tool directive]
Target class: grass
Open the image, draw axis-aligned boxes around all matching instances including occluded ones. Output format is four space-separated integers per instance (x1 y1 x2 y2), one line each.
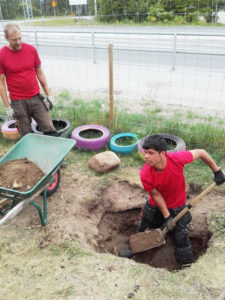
28 16 225 28
208 213 225 238
1 93 225 187
0 95 225 299
79 129 103 139
0 154 224 299
116 136 137 146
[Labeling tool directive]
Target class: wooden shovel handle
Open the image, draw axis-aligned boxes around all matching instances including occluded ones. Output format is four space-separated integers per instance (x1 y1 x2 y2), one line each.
162 182 217 235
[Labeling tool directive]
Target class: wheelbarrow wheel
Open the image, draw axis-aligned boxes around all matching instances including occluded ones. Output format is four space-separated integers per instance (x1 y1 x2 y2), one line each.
43 169 61 197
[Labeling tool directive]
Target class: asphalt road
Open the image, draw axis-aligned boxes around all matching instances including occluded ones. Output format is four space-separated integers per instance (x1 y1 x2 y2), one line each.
1 23 225 111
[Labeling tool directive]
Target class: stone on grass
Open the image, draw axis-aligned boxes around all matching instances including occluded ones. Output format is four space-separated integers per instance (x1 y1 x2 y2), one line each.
88 151 121 173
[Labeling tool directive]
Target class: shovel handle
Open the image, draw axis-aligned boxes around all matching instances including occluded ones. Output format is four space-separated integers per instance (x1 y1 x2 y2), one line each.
162 182 217 235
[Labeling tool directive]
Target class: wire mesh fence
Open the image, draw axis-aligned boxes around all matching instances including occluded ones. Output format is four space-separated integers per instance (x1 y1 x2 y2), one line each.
1 24 225 184
1 28 224 114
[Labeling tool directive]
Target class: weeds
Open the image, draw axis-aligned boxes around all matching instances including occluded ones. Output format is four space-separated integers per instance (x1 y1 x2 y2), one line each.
1 92 225 186
208 213 225 238
49 241 92 258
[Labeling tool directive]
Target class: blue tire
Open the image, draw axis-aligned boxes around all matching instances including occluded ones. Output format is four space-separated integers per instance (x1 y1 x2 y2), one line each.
110 133 139 155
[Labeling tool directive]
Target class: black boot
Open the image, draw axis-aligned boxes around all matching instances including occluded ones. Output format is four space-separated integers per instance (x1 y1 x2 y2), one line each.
174 245 194 267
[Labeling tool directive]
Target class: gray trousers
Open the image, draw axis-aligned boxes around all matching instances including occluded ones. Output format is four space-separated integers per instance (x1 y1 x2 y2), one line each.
11 95 56 136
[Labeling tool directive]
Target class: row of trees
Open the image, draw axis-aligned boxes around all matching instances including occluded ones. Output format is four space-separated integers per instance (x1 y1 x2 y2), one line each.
97 0 225 23
0 0 95 19
0 0 224 22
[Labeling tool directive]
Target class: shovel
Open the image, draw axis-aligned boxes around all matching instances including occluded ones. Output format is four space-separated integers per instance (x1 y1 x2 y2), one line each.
129 182 217 255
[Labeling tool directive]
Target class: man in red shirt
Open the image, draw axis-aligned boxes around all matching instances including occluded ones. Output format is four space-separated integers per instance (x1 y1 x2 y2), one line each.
121 134 225 267
0 23 56 136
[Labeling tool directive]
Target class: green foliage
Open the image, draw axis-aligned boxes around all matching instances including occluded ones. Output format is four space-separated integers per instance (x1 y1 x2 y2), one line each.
97 0 221 24
208 213 225 238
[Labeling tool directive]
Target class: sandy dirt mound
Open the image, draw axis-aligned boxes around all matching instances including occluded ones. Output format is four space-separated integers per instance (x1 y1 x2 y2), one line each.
0 158 45 191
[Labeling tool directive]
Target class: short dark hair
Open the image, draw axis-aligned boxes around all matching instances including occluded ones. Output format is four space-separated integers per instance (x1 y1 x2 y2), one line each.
142 134 167 152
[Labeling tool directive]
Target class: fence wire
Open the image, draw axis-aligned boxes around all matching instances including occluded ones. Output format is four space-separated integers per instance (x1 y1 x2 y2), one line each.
1 25 225 183
1 28 224 115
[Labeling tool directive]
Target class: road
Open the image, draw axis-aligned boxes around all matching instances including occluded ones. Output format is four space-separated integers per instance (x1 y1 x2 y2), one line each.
0 24 225 111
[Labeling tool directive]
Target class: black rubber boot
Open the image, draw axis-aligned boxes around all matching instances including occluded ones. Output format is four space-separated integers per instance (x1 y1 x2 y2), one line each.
174 245 194 267
119 246 133 258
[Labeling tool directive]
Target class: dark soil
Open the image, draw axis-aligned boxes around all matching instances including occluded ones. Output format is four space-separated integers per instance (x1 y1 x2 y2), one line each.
0 158 45 191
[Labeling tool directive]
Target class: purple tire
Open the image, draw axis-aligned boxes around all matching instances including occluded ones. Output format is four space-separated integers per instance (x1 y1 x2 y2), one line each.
71 124 110 150
1 120 21 140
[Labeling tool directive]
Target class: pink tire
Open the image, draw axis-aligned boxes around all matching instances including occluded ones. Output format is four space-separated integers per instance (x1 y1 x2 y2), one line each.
71 124 110 150
1 120 21 140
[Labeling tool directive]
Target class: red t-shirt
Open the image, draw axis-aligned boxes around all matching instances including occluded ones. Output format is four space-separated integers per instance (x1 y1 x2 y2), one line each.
140 151 193 209
0 43 41 100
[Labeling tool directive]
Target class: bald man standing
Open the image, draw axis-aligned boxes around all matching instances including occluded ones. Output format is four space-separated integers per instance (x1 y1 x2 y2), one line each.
0 23 57 136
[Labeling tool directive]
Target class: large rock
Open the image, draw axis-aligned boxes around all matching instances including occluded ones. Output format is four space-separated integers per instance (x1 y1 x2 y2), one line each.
88 151 121 173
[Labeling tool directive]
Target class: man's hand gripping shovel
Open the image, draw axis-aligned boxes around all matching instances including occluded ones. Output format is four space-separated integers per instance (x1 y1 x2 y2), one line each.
129 182 217 255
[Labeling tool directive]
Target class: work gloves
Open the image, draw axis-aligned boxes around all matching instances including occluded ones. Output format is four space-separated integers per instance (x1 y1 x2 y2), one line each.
43 96 54 111
163 215 174 231
214 168 225 186
5 105 14 120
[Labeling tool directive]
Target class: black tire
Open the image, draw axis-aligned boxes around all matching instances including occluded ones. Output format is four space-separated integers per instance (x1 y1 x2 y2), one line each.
138 133 186 161
157 133 186 152
42 169 61 197
31 119 71 138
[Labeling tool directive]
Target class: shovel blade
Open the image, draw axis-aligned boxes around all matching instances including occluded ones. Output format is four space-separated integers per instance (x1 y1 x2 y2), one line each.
129 228 165 254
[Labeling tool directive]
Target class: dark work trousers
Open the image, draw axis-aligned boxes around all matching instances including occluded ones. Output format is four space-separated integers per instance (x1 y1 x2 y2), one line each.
138 200 193 265
11 95 56 137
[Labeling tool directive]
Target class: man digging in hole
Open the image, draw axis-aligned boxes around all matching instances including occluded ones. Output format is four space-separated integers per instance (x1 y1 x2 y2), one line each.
120 134 225 267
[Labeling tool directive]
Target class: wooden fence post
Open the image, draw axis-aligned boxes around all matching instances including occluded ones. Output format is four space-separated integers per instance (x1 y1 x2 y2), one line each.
108 43 114 126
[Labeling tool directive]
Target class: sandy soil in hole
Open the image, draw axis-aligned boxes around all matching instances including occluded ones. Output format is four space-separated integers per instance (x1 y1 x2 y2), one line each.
3 165 224 268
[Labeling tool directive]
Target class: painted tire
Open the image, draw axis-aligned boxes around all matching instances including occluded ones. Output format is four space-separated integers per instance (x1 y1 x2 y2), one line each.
0 115 7 129
1 120 21 140
71 124 110 150
31 118 71 138
42 169 61 197
138 133 186 161
110 133 139 155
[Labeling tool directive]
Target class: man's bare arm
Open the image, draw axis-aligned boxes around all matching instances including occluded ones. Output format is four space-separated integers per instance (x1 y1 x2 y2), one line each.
190 149 220 173
36 66 50 96
0 74 10 108
150 188 170 219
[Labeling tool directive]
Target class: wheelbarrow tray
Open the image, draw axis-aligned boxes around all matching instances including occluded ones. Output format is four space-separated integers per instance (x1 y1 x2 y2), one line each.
0 133 75 199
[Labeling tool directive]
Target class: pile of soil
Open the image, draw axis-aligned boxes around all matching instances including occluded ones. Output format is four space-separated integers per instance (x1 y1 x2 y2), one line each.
0 158 45 192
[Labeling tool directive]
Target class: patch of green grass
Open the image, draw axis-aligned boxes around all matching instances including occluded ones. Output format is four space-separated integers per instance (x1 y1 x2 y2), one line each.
116 136 137 146
31 17 99 27
49 241 92 258
1 91 225 187
29 16 225 28
208 213 225 238
65 241 92 258
51 93 225 184
79 129 103 139
54 284 76 297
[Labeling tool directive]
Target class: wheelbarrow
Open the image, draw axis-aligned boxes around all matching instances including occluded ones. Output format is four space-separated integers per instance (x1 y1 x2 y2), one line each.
0 133 75 226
